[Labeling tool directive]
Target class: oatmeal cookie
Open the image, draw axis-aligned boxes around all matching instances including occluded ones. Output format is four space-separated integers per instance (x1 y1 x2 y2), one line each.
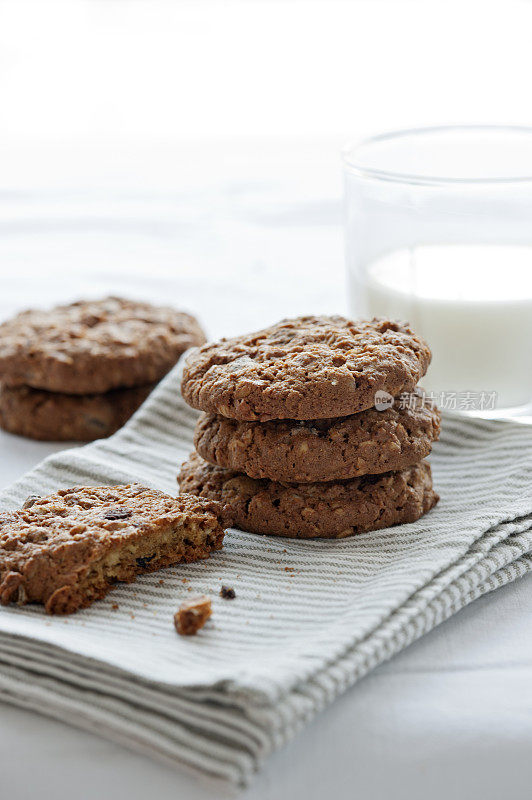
178 452 438 539
0 382 154 441
0 485 228 614
181 316 431 421
0 297 206 394
194 389 441 482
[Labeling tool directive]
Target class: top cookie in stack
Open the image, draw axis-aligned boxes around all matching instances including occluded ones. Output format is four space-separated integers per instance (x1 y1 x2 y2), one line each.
178 315 440 539
0 297 206 441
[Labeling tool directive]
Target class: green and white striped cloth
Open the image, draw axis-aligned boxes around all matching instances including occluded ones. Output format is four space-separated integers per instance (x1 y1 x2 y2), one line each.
0 360 531 787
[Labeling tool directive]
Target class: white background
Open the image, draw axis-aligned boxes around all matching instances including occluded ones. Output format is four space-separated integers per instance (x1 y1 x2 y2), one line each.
2 0 532 145
1 0 532 323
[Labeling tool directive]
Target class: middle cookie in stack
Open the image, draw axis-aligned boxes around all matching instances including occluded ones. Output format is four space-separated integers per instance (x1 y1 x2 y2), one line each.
179 315 441 539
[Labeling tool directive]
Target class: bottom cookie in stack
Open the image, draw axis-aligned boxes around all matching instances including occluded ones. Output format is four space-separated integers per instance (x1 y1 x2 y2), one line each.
178 451 439 539
0 383 154 442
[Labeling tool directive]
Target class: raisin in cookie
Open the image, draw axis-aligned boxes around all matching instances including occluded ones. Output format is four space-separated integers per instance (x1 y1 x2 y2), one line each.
0 297 206 394
181 316 431 421
194 389 441 482
0 382 154 442
0 485 229 614
178 452 438 539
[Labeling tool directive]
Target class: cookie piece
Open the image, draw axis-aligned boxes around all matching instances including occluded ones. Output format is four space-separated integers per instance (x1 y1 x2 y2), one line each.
181 316 431 421
194 389 441 482
0 383 154 442
0 297 206 394
174 595 212 635
0 485 228 614
178 452 438 539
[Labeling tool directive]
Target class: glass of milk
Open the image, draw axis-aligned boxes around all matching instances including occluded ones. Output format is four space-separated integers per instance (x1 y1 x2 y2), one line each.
343 126 532 418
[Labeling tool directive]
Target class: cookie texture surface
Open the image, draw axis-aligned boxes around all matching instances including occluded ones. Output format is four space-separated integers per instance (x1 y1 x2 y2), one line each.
0 297 206 394
0 485 228 614
0 383 154 442
194 389 441 482
178 452 438 539
181 316 431 421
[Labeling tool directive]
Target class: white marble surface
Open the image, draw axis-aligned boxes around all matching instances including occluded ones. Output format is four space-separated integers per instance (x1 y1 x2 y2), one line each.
1 139 532 799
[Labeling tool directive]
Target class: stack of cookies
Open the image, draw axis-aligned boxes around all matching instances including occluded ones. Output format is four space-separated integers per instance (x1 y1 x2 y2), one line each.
0 297 206 442
179 315 440 539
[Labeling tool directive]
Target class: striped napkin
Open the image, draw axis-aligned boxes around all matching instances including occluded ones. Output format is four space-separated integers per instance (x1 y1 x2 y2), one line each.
0 359 531 787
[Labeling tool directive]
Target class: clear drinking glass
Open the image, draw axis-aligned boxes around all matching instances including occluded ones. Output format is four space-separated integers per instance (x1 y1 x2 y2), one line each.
343 125 532 418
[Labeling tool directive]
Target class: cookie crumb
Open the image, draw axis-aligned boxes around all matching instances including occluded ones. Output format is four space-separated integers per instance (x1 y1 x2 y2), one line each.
220 585 236 600
111 603 119 610
174 595 212 635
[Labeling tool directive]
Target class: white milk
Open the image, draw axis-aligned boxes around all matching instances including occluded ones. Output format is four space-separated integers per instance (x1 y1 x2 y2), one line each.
357 244 532 411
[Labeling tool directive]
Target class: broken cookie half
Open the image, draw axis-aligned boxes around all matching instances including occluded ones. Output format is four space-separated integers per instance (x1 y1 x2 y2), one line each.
0 484 230 614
